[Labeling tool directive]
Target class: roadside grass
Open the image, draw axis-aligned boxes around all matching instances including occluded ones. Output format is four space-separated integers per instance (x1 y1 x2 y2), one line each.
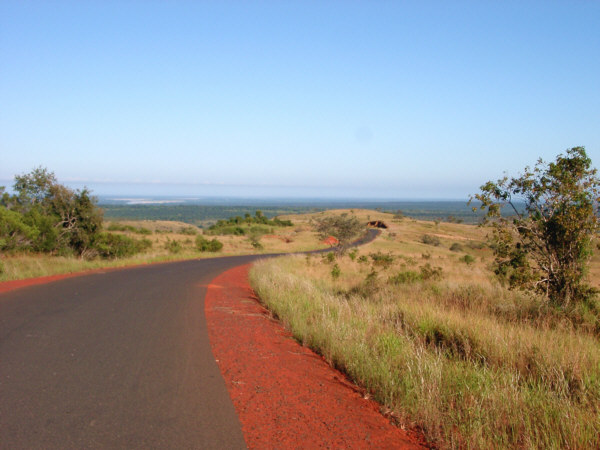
0 218 326 282
249 211 600 448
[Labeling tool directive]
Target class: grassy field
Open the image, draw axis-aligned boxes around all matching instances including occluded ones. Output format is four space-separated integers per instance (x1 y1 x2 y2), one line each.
250 209 600 448
0 217 327 282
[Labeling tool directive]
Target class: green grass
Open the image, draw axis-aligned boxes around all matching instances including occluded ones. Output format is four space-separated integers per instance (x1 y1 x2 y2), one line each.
250 255 600 448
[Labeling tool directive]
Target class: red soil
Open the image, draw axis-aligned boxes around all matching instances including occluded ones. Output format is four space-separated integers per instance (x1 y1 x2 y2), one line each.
323 236 339 246
205 264 427 449
0 271 87 294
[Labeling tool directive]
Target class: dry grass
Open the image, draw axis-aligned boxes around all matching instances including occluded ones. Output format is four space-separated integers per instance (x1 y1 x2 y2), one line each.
250 210 600 448
0 217 327 282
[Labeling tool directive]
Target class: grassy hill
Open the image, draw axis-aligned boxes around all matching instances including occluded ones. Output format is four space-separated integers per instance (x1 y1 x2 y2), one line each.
250 209 600 448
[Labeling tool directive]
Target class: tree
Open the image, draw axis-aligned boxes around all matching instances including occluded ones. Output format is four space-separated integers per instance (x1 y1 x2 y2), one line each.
472 147 599 307
13 166 57 210
6 167 103 256
314 213 365 253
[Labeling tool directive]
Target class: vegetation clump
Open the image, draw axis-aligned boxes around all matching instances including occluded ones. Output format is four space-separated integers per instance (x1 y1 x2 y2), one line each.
95 233 152 259
206 210 292 236
164 238 183 254
107 223 152 235
473 147 599 308
195 235 223 252
421 234 441 246
0 168 155 260
460 254 475 265
449 242 463 252
314 213 365 253
369 251 394 268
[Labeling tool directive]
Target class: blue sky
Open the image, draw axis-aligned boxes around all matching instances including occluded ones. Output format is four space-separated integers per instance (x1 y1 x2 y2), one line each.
1 1 598 199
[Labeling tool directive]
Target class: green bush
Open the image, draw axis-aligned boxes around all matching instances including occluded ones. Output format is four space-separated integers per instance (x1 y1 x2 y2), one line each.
421 234 441 246
0 207 39 251
94 233 151 259
369 251 394 268
107 223 152 235
460 254 476 265
348 248 358 261
107 223 128 232
164 239 183 254
207 211 292 235
325 252 336 263
180 226 199 235
331 263 341 279
389 270 422 284
357 255 368 264
195 235 223 252
420 263 444 280
24 209 61 252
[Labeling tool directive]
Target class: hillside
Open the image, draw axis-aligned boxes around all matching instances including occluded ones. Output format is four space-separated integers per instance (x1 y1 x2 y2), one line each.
250 209 600 448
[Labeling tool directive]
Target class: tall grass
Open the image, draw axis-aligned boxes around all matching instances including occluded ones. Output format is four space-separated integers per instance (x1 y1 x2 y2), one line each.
250 255 600 448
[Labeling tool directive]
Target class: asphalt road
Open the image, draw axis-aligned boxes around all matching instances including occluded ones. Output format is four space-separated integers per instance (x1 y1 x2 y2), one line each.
0 229 380 449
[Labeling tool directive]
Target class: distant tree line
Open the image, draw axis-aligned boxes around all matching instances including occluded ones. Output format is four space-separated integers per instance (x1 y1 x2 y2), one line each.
101 204 312 225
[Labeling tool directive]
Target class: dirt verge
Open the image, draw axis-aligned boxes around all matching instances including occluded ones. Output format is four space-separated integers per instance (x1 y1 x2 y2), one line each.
205 264 427 449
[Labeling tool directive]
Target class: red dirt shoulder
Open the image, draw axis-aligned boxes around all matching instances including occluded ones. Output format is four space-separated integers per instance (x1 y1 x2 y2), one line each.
205 264 427 449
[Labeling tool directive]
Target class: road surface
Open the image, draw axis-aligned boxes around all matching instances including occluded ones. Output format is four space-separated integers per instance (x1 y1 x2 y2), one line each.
0 229 379 449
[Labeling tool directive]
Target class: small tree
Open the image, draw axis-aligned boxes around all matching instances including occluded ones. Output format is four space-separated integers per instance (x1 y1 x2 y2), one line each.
314 213 365 253
9 167 103 256
472 147 599 307
13 166 57 209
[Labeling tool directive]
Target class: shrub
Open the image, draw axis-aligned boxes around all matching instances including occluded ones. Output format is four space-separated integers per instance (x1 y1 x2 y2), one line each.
421 234 441 246
247 231 264 250
164 239 183 254
357 255 368 264
325 252 336 263
450 242 464 252
180 226 199 235
0 207 39 251
331 263 341 279
466 240 486 250
369 251 394 268
460 254 476 265
389 270 422 284
348 248 358 261
94 233 151 259
195 235 223 252
420 263 443 280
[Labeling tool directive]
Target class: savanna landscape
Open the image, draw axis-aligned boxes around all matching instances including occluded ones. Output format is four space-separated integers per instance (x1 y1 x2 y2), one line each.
2 149 599 448
2 2 599 448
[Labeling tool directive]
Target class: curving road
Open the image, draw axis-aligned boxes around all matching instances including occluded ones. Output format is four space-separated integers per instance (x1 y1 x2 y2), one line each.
0 229 379 449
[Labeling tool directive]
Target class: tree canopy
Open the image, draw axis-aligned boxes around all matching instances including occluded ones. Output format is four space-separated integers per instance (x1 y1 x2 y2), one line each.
1 167 105 257
472 147 599 307
314 213 365 252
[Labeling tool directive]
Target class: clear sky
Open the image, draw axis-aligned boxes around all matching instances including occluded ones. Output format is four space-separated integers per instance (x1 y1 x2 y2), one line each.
1 1 599 199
